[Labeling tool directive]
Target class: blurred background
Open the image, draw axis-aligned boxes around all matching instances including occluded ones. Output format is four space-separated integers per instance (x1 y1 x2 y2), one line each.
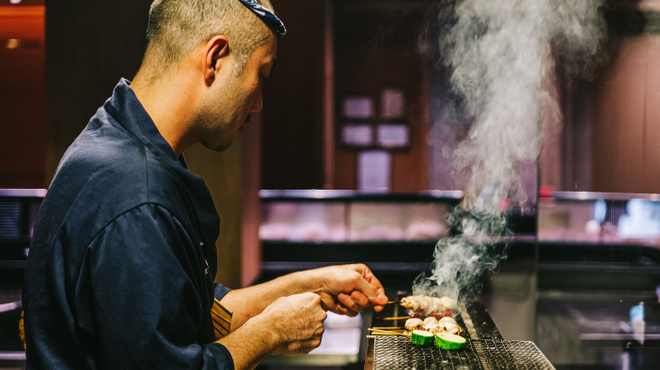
1 0 660 369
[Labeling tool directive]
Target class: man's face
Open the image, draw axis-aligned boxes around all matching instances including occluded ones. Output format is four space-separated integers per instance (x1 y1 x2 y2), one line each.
195 36 277 152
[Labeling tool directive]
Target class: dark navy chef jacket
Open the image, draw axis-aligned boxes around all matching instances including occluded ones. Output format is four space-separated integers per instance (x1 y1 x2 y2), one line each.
23 79 234 369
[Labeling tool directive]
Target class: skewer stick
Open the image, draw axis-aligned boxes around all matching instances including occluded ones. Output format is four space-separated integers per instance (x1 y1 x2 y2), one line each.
369 327 402 330
383 316 410 321
367 331 410 338
386 300 399 305
369 330 405 336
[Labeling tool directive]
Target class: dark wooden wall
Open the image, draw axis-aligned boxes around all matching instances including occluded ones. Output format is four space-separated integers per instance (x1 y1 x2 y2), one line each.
591 34 660 193
0 5 46 188
333 1 431 191
260 0 326 189
261 0 432 191
45 1 152 179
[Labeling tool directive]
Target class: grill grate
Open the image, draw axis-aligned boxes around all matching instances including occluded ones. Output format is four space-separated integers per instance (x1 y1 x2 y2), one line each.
373 336 555 369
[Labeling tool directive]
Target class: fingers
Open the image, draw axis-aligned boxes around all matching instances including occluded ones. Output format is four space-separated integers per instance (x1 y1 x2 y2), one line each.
348 265 389 307
334 294 360 317
316 264 389 317
361 265 388 304
336 291 368 315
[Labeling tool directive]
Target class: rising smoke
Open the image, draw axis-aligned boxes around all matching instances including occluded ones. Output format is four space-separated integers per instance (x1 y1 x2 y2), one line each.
414 0 610 300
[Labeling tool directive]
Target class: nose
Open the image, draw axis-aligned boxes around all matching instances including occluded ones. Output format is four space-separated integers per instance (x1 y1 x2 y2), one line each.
250 86 263 113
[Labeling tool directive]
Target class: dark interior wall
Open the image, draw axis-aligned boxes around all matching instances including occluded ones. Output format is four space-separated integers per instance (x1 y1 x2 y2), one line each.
45 0 152 180
0 5 46 188
591 34 660 193
333 1 431 191
260 0 325 189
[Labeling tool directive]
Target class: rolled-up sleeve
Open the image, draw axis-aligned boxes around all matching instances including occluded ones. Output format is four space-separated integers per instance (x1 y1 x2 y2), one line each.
214 283 231 302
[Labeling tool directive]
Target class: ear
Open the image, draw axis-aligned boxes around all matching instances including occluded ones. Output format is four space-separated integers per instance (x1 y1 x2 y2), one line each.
203 35 230 86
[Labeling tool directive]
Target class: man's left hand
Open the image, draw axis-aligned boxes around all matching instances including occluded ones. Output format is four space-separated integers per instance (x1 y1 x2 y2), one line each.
312 264 388 317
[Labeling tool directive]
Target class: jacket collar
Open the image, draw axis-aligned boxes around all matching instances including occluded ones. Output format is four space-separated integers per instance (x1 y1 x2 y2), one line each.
104 78 185 167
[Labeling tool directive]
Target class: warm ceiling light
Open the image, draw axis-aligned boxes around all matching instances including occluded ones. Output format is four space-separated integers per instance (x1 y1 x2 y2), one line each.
6 39 20 49
10 0 23 4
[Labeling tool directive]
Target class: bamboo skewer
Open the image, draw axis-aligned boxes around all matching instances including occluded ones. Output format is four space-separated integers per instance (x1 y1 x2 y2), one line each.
368 330 405 336
368 326 407 337
370 327 402 330
382 316 410 321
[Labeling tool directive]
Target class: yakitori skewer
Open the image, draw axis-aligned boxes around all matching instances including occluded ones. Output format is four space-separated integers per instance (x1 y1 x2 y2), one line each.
383 316 410 321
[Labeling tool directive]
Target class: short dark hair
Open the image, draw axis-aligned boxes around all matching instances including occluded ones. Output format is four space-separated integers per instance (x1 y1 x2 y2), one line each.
144 0 273 77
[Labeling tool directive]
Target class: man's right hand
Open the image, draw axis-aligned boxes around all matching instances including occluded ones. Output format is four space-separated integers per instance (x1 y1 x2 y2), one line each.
261 292 327 355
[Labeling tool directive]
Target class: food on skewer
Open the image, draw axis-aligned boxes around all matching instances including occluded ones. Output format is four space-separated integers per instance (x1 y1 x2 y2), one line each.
404 316 462 336
435 332 467 350
430 311 454 319
423 316 438 327
404 318 424 332
402 311 454 320
375 294 465 349
437 321 462 335
439 316 457 325
400 295 456 314
410 330 434 345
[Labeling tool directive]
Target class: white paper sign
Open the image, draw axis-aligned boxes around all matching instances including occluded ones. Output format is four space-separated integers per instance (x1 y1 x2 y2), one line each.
358 151 391 191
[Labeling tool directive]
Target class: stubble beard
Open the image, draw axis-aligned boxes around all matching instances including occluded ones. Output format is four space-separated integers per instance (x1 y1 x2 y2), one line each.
194 94 241 153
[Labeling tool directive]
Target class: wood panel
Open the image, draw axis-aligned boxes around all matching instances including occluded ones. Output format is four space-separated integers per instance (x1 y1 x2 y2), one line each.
0 5 45 188
260 0 325 189
592 35 660 193
333 48 429 191
0 6 44 39
642 36 660 190
333 1 430 191
45 1 152 181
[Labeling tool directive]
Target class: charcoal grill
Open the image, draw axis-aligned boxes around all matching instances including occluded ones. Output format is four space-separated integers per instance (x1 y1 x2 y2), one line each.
366 336 554 369
365 298 555 369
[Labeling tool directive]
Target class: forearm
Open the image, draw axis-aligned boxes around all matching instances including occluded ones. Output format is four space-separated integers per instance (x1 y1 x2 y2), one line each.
220 270 321 330
220 264 388 331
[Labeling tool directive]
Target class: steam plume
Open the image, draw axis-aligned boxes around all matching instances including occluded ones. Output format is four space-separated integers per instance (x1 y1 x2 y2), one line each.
415 0 609 300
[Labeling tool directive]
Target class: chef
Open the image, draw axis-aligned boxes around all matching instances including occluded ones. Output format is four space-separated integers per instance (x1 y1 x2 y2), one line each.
22 0 388 368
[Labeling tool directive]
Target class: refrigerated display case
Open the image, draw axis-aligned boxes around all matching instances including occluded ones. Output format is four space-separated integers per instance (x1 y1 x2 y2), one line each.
534 191 660 368
258 189 464 283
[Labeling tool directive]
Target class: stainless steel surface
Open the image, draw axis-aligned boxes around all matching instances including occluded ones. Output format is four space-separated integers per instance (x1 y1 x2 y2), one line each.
551 190 660 201
259 189 464 199
367 336 555 370
0 352 25 361
0 301 21 313
0 189 47 197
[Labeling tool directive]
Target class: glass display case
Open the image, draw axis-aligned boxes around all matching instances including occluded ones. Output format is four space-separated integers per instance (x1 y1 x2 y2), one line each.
538 191 660 245
260 190 462 243
536 191 660 291
258 190 464 282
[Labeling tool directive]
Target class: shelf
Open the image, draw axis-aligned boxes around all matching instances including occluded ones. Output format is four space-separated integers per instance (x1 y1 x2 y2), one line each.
259 189 464 202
